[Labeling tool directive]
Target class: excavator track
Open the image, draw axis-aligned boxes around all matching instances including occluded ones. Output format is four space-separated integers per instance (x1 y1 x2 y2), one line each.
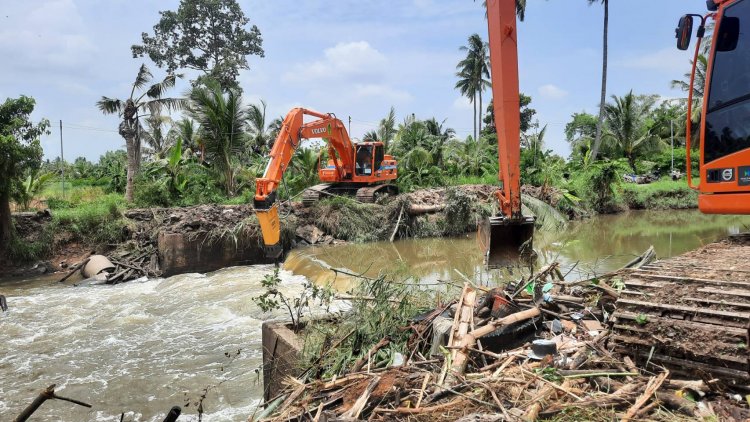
301 184 331 207
355 184 398 203
611 234 750 385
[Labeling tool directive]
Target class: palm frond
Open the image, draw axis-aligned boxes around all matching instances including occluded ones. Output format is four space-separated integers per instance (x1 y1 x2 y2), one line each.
521 194 567 232
131 64 153 98
96 97 123 115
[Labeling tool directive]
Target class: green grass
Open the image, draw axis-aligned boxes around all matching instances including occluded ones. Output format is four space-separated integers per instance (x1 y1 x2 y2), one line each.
621 178 699 210
445 173 498 186
10 192 129 263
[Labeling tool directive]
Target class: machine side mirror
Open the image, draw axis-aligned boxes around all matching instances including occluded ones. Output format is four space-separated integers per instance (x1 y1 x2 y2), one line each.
676 15 694 50
716 17 740 52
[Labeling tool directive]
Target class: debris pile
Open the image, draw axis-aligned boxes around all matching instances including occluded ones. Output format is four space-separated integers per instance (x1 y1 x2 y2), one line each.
253 261 750 421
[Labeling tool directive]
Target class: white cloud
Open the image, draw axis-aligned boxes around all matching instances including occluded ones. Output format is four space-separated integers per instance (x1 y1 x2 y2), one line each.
283 41 387 84
617 48 689 74
353 84 412 102
0 0 95 71
538 84 569 100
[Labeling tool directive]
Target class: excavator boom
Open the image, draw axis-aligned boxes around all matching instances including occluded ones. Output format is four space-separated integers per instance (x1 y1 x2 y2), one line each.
254 107 397 258
479 0 535 266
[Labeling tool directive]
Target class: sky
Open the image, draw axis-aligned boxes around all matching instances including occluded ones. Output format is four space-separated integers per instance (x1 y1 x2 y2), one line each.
0 0 701 162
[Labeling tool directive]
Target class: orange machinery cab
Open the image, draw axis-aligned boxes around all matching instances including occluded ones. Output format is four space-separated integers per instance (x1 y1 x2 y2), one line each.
697 0 750 214
318 141 397 183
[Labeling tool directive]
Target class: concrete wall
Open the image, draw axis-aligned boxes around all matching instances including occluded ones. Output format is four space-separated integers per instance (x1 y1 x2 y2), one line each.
157 232 273 276
261 321 303 402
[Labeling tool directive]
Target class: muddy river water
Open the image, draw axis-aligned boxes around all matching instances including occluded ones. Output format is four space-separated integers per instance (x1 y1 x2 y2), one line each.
2 209 749 421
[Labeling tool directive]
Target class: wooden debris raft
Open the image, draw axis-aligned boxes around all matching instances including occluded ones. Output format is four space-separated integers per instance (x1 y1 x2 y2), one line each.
252 255 750 421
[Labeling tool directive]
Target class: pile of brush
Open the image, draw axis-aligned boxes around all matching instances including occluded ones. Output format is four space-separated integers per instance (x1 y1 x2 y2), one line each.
252 262 750 421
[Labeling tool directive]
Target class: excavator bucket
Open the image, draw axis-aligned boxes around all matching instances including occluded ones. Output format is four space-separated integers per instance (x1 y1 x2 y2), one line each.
256 204 283 259
478 216 535 267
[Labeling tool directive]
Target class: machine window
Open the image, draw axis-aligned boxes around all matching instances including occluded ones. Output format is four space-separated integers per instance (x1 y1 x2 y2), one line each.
705 0 750 162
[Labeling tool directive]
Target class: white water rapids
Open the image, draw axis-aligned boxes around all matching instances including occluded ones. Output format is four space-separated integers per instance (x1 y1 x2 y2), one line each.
0 265 307 421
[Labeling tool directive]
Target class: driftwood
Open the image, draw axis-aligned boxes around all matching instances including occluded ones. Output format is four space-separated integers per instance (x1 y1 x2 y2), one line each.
0 295 7 312
408 204 446 215
255 252 746 422
14 384 91 422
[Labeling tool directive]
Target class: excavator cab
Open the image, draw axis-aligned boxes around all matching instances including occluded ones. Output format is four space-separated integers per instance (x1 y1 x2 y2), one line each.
355 144 374 176
677 0 750 214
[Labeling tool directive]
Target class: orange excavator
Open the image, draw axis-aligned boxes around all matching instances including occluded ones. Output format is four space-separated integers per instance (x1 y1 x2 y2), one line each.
254 108 398 258
677 0 750 214
479 0 536 266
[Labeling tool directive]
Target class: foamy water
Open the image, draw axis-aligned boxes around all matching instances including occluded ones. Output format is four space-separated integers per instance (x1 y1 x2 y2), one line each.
0 265 306 421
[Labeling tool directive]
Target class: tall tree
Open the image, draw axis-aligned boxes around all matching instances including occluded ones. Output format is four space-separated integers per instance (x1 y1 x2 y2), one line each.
377 106 397 151
131 0 264 90
482 94 536 136
142 114 175 160
565 111 598 164
97 64 186 202
247 99 273 154
456 34 490 141
603 91 661 172
424 117 456 167
0 96 50 254
172 118 203 161
587 0 609 165
188 79 248 196
671 54 707 124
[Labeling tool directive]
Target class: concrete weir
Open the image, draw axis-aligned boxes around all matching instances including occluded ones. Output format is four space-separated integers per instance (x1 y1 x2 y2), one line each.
261 321 303 402
157 231 274 276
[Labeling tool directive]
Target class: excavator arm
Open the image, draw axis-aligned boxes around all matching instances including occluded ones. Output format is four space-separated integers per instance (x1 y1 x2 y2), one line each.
479 0 535 266
254 107 356 258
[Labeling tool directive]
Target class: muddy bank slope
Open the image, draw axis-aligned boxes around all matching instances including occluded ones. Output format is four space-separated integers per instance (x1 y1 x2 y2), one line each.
3 185 498 279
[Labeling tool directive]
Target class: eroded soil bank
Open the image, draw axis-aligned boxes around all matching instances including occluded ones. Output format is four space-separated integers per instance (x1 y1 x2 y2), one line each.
2 185 498 280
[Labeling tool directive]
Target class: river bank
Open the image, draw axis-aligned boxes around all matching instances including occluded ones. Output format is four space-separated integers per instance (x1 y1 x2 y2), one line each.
1 181 698 281
2 209 748 421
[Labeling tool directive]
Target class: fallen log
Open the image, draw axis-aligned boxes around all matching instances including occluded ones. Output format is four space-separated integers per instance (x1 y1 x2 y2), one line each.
450 307 541 378
408 204 446 215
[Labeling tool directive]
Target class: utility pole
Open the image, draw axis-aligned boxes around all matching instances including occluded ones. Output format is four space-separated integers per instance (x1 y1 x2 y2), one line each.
60 120 65 199
348 116 351 135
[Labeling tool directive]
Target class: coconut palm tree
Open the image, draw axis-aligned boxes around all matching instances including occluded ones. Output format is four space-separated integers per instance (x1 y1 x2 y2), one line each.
172 118 203 161
587 0 609 165
248 99 275 154
97 64 185 202
476 0 528 21
424 117 456 167
363 130 380 141
188 79 249 196
603 91 662 172
377 106 397 151
142 114 175 160
456 34 490 142
671 54 707 123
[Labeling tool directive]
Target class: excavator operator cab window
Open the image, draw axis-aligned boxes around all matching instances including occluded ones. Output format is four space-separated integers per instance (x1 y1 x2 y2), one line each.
374 145 385 170
705 0 750 164
355 145 373 176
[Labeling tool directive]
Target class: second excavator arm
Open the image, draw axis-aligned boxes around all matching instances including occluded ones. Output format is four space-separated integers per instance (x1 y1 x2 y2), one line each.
479 0 535 265
254 107 354 258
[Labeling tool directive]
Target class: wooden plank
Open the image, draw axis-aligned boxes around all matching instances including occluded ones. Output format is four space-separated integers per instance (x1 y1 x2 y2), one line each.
698 287 750 299
612 312 749 337
612 336 749 369
683 297 750 310
633 273 750 288
616 298 750 320
614 344 750 381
